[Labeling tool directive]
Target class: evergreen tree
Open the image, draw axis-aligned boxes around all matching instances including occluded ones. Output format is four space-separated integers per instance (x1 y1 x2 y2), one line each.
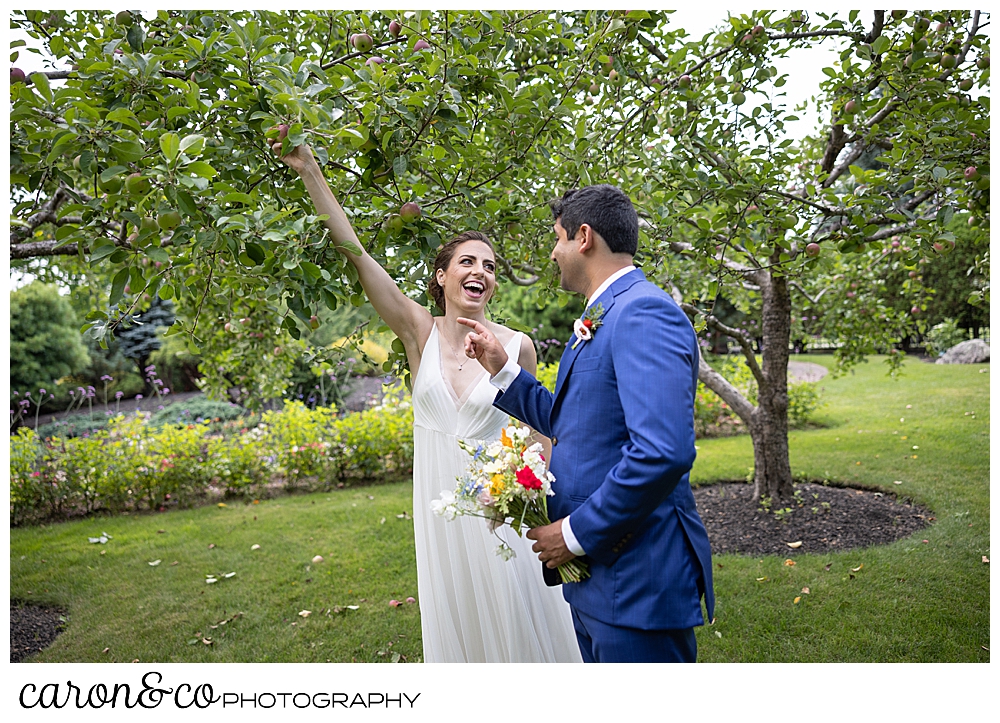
115 297 176 389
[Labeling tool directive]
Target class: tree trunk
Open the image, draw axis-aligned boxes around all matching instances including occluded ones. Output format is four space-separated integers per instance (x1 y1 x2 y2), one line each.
751 267 794 502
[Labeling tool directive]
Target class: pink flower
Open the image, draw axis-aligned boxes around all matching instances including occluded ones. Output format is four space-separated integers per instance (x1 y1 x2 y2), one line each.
476 489 495 507
406 597 416 604
389 599 401 607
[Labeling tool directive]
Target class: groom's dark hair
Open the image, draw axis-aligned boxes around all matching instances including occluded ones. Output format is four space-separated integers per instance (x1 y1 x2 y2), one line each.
550 184 638 256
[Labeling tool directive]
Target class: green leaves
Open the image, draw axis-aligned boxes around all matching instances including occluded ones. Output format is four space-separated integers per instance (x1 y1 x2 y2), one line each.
160 132 181 163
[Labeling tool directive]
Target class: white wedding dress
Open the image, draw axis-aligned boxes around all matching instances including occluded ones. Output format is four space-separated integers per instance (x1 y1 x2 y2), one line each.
411 324 582 663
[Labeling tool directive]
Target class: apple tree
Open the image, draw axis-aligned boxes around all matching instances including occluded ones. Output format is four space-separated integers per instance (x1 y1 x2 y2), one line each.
10 10 990 504
549 10 989 501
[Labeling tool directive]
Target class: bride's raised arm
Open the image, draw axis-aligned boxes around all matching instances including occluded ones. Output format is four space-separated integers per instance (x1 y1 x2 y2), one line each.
271 139 433 358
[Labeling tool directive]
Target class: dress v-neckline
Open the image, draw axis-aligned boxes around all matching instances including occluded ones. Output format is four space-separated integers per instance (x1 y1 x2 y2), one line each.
434 324 489 410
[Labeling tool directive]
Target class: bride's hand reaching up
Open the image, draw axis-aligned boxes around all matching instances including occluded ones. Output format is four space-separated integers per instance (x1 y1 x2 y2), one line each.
270 128 317 176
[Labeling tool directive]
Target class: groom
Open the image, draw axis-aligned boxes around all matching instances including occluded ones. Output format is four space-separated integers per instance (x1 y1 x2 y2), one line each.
458 184 714 663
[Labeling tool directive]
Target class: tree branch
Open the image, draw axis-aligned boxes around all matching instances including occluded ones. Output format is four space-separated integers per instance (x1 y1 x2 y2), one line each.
696 352 756 424
680 302 766 388
496 254 539 286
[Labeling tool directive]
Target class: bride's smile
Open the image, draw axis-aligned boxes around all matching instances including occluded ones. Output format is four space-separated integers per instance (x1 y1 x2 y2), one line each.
436 241 496 312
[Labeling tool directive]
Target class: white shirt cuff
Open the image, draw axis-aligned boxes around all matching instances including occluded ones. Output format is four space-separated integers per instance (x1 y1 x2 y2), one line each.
489 355 521 392
562 516 586 557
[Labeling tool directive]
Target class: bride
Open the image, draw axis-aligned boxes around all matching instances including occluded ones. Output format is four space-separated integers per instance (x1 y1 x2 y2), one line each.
272 138 582 663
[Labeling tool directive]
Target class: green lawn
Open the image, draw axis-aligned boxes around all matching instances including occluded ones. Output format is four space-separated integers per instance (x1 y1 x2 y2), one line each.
10 355 990 662
691 355 990 662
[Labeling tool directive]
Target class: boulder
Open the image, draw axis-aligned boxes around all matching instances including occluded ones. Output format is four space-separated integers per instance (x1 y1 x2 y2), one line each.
936 338 990 364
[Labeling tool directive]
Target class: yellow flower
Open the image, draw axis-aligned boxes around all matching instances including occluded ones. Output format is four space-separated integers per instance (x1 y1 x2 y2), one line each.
501 427 513 448
490 474 506 496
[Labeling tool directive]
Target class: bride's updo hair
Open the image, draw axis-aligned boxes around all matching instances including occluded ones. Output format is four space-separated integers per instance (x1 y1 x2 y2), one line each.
427 231 494 313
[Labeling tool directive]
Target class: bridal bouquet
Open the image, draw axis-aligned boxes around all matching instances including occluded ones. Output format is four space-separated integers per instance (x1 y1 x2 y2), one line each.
431 425 589 583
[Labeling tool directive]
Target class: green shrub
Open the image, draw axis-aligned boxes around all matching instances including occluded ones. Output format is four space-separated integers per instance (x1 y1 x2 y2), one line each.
536 362 559 392
10 394 416 524
36 414 112 440
147 397 245 426
923 318 969 357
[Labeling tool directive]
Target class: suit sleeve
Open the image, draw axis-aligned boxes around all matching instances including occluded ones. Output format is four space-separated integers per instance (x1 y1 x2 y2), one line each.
569 295 698 566
492 368 555 438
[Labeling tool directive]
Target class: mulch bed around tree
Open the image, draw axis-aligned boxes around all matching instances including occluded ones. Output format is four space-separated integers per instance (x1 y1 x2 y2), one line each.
10 601 66 663
10 480 932 661
693 481 933 557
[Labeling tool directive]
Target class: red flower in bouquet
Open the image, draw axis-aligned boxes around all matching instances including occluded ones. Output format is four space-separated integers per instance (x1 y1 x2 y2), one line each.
515 466 542 490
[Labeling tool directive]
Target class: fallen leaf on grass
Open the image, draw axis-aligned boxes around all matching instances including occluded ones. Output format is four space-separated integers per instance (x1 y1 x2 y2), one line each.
102 647 110 654
206 577 217 584
851 564 864 572
299 610 311 617
224 571 235 578
786 541 803 549
217 503 227 508
251 544 260 550
208 544 216 549
367 495 374 500
202 638 213 645
824 563 832 571
756 577 768 582
893 480 903 485
801 587 810 594
793 596 801 604
922 540 929 544
983 556 990 564
148 560 161 566
714 631 722 638
396 512 412 520
157 529 166 534
784 559 796 566
100 550 106 556
312 555 324 563
170 561 179 566
379 517 386 525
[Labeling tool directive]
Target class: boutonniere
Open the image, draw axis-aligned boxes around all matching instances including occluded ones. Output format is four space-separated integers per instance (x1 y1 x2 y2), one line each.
571 303 604 349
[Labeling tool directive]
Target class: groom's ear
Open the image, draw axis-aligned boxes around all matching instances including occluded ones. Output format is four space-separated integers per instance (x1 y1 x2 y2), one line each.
577 224 596 253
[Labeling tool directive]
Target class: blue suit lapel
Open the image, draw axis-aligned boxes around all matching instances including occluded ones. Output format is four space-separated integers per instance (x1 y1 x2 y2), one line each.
551 268 646 410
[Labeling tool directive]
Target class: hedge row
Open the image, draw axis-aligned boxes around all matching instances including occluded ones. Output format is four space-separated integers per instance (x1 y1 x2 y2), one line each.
10 393 413 526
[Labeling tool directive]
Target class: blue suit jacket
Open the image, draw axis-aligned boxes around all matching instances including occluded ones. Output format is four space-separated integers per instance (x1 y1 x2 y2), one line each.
494 269 714 630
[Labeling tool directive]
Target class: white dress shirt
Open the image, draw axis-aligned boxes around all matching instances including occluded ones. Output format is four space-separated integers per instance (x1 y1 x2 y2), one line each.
489 265 636 556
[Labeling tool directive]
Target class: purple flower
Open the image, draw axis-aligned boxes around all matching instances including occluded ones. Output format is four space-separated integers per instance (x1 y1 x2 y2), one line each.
162 388 170 395
88 386 95 392
145 365 156 372
25 391 32 398
158 405 164 410
154 379 163 386
116 392 124 399
13 392 19 397
347 358 357 364
101 375 114 382
135 394 143 400
69 390 75 397
39 388 47 395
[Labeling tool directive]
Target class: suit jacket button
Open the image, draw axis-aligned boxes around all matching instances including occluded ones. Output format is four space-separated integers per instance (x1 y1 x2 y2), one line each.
551 437 558 445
